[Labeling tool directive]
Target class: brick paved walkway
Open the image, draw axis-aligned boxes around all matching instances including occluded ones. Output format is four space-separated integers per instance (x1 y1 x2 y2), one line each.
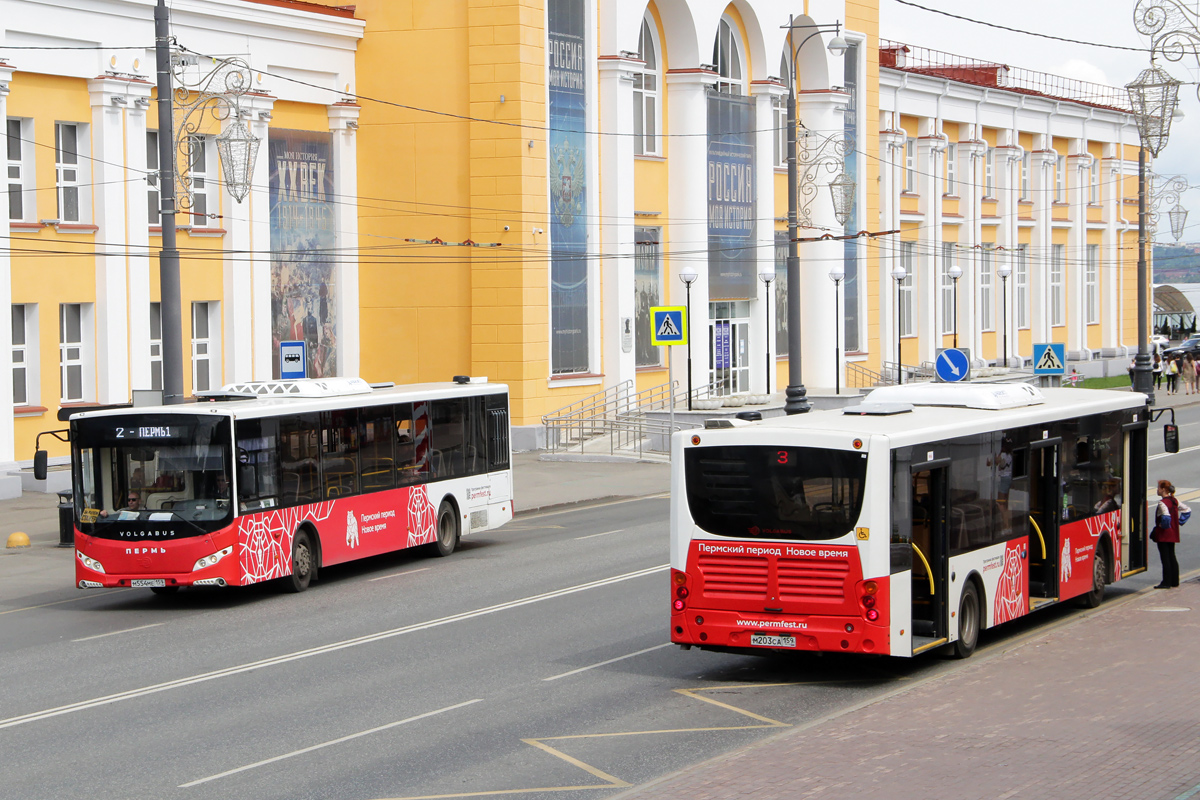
623 580 1200 800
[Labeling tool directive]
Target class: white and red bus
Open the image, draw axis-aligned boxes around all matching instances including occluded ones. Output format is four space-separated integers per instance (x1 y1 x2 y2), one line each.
57 377 512 594
670 383 1155 659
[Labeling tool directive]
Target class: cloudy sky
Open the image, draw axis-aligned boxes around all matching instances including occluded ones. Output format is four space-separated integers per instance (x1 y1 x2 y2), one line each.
879 0 1200 221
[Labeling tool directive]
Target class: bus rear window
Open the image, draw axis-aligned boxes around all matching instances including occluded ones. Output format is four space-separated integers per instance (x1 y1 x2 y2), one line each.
684 445 868 541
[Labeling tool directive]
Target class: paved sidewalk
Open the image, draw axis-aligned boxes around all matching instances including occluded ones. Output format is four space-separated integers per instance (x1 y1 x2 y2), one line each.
512 451 669 515
620 577 1200 800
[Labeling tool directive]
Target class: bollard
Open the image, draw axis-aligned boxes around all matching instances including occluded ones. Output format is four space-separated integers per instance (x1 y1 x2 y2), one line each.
56 490 74 548
6 532 30 548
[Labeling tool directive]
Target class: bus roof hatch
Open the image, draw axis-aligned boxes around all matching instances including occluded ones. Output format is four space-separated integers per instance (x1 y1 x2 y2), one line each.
865 382 1045 411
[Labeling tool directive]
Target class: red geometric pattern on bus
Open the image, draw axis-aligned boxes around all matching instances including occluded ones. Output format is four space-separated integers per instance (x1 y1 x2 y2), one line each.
1082 509 1122 578
993 539 1026 624
407 484 437 548
237 501 337 583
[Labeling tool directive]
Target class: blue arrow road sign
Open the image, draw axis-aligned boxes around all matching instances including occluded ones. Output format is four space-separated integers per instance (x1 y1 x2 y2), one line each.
935 348 971 383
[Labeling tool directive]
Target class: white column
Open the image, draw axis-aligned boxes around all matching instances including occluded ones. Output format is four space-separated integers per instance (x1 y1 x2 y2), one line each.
1030 142 1056 344
666 70 716 399
995 140 1022 365
236 100 275 381
879 128 906 377
329 102 360 378
796 90 850 392
88 78 133 405
1067 144 1090 359
959 138 986 365
1101 144 1121 352
916 128 946 365
598 57 639 392
750 81 785 395
0 64 15 468
125 86 153 394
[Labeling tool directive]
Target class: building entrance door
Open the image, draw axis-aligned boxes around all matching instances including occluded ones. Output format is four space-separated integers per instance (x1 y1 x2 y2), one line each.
709 301 750 396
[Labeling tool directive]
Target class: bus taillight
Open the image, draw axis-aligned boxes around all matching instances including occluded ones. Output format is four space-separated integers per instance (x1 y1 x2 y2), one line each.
671 569 689 612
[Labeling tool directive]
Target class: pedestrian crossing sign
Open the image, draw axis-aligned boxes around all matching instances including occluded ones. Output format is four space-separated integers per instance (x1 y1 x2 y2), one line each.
650 306 688 346
1033 342 1066 375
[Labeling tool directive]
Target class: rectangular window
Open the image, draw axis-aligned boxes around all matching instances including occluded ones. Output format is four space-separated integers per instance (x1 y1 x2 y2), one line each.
150 302 163 391
1086 244 1100 324
941 243 955 335
189 136 213 227
278 413 320 506
192 301 211 393
772 94 786 168
359 404 395 493
321 408 360 499
55 123 81 223
904 138 915 192
1056 155 1066 202
1021 153 1029 200
1016 245 1029 330
147 131 160 226
899 241 915 337
394 401 432 487
1090 161 1100 204
945 143 956 195
59 303 85 402
12 304 27 405
985 147 994 197
980 247 994 331
7 118 27 221
1051 244 1066 326
634 228 662 368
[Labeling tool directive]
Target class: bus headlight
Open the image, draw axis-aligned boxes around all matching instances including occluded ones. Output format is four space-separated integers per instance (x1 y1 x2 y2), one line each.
76 550 105 574
192 546 233 572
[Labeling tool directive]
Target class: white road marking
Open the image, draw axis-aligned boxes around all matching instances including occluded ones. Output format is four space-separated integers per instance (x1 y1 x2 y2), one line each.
179 699 482 788
72 623 165 643
543 643 674 682
0 564 668 731
0 589 128 616
368 567 431 582
574 529 625 541
1151 443 1200 460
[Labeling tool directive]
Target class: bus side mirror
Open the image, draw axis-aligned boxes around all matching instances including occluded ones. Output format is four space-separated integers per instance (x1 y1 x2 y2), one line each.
33 450 48 481
1165 424 1180 454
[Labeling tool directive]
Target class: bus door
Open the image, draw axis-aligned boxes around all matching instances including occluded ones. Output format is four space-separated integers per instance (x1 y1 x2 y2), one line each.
1122 421 1149 575
910 460 950 648
1028 440 1061 601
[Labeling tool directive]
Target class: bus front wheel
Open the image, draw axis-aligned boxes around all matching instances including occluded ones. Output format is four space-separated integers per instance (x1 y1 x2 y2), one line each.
432 501 459 557
952 582 980 659
286 529 314 593
1079 549 1106 609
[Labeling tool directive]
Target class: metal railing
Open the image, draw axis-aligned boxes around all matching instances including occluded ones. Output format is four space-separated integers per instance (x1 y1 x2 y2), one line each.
880 40 1131 113
847 362 885 389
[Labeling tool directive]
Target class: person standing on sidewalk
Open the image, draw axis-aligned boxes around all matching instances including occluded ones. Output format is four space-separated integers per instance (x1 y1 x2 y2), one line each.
1151 479 1181 589
1166 357 1180 395
1153 353 1163 389
1185 354 1196 395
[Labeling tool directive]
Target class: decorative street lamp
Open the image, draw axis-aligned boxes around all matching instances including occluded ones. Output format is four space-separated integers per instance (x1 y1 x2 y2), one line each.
996 254 1012 369
759 269 775 395
829 171 856 227
1169 203 1189 242
783 16 848 414
1126 60 1182 403
891 264 907 384
829 263 845 395
679 266 698 410
949 262 963 349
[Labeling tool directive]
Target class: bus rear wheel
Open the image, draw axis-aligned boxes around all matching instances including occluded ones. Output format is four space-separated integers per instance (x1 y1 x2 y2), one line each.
286 529 314 593
1079 549 1106 609
952 582 980 659
431 501 459 557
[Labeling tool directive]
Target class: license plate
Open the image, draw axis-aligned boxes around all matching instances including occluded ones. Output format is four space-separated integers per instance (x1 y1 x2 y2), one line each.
131 579 166 588
750 633 796 648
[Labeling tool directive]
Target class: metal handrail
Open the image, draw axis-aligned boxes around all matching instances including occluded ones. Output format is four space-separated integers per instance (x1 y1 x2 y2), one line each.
544 412 683 458
541 380 633 425
847 362 884 389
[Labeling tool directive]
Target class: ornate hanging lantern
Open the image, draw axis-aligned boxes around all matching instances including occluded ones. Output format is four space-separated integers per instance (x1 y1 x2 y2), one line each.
828 172 856 227
1125 63 1182 156
216 119 260 203
1169 203 1189 242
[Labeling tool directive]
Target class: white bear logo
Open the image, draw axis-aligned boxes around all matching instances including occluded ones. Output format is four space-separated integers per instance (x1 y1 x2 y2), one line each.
346 510 359 549
1060 537 1072 584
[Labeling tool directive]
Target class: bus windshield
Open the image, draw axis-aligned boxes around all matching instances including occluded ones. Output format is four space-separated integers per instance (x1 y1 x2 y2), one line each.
72 414 233 537
685 445 868 540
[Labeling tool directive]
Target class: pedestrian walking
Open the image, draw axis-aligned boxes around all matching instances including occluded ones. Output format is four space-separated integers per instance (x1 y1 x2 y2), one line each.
1193 356 1200 394
1151 479 1182 589
1153 353 1163 389
1184 354 1195 394
1166 357 1179 395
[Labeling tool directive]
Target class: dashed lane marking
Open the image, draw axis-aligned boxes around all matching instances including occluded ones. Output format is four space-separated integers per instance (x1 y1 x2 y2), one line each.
574 529 625 541
72 622 165 643
542 643 673 681
369 567 431 582
0 589 128 616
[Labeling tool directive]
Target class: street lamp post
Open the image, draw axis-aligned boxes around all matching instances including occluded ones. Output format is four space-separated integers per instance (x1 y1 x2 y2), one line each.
949 262 963 349
891 264 907 384
759 269 775 395
679 267 698 410
997 255 1012 369
1126 61 1181 403
783 16 847 414
829 264 845 395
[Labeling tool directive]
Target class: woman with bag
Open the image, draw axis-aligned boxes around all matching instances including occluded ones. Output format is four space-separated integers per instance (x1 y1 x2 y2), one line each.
1151 479 1184 589
1166 357 1180 395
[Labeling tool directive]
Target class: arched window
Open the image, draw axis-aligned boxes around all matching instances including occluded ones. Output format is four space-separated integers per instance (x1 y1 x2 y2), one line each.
634 15 660 156
712 17 743 94
773 50 791 166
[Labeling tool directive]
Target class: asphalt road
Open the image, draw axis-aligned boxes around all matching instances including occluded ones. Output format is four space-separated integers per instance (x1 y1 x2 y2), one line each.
1 403 1197 800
